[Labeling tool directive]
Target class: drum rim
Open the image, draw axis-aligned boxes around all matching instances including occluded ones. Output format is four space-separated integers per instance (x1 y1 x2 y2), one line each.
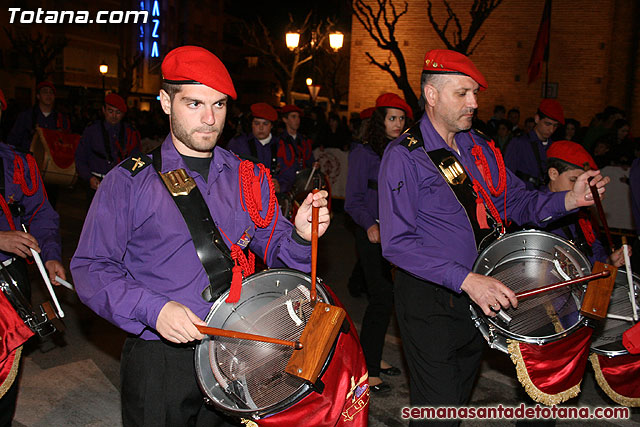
590 271 640 356
471 230 591 346
194 268 337 419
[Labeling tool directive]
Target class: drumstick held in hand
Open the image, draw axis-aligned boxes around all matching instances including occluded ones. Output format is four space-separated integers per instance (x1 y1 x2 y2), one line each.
196 325 303 349
515 270 610 299
589 177 615 253
621 236 639 321
310 188 319 305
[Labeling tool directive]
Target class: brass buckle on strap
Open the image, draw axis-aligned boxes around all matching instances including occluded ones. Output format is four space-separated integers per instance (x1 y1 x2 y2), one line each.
438 156 467 185
159 169 196 196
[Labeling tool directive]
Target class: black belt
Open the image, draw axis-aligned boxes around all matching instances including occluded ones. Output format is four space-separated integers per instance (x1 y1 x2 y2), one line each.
151 147 234 302
367 179 378 190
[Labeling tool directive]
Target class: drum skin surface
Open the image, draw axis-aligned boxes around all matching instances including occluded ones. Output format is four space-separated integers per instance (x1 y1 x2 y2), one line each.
195 269 369 425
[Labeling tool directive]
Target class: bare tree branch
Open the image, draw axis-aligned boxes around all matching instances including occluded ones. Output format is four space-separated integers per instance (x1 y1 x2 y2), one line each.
5 29 67 83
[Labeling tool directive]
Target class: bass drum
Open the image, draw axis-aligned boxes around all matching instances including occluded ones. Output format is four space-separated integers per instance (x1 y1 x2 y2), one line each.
287 168 331 220
471 230 592 353
591 271 640 357
194 269 336 420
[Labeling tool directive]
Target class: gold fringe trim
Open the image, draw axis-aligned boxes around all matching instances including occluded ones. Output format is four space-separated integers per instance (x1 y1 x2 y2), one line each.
508 339 581 405
0 346 23 398
589 353 640 407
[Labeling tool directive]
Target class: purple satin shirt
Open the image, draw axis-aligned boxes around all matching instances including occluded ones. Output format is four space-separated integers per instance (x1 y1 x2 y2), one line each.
75 120 141 182
345 143 380 231
0 143 61 263
227 133 276 168
71 135 312 340
378 113 570 293
504 129 551 189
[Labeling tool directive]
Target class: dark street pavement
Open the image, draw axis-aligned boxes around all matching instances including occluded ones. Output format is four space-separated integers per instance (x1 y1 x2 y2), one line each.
9 185 640 426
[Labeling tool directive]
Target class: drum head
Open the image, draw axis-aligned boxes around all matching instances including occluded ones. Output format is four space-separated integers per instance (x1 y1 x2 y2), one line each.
473 230 591 345
591 272 640 356
291 168 328 202
195 269 333 419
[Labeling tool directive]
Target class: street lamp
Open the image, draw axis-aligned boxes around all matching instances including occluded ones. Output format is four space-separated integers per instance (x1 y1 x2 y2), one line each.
99 62 108 92
285 32 300 50
306 77 321 104
329 32 344 51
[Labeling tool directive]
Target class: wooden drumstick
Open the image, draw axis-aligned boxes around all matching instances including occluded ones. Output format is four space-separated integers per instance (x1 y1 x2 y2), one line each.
621 236 639 321
589 177 615 253
196 324 303 350
310 188 320 305
515 270 610 299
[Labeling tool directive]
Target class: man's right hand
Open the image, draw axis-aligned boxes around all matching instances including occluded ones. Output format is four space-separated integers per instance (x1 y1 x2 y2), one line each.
89 176 101 190
367 224 380 243
156 301 206 343
460 272 518 316
0 230 40 258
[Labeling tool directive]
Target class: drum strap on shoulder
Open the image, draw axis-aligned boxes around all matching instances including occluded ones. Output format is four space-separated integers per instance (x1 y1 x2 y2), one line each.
405 124 499 251
150 146 235 302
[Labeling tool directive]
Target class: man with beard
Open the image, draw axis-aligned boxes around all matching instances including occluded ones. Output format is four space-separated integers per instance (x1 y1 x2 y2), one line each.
504 99 565 189
378 49 608 426
71 46 330 426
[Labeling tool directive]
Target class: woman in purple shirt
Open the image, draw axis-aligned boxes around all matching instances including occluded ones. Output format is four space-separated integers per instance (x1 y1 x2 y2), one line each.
345 93 412 393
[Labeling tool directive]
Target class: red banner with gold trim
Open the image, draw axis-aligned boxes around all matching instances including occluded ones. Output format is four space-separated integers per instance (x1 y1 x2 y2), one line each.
39 128 80 170
590 353 640 407
0 290 34 397
508 327 593 405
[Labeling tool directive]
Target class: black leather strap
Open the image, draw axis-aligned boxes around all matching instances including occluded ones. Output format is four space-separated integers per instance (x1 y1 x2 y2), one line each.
151 147 235 302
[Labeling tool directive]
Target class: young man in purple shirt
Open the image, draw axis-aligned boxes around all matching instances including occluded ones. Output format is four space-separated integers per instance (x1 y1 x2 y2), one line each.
71 46 330 426
74 94 141 205
504 98 565 189
378 49 608 425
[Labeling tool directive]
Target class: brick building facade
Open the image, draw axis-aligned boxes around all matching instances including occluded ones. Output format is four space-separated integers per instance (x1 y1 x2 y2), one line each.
349 0 640 129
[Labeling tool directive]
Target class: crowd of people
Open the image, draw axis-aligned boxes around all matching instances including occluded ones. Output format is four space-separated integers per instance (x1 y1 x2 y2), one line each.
0 42 638 427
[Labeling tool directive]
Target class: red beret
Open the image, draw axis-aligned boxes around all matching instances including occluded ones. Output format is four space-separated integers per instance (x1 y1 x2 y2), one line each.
422 49 488 90
36 81 56 95
0 89 6 111
105 93 127 113
538 99 565 124
280 104 302 115
547 140 597 170
250 102 277 122
161 45 236 100
375 93 413 119
360 107 375 120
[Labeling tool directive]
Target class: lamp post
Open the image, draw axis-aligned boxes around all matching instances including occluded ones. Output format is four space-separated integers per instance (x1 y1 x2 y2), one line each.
306 77 321 105
99 62 108 92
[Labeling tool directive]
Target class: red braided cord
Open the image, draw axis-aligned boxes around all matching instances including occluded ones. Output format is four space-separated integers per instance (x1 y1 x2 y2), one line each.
578 214 596 246
470 136 508 227
12 153 39 196
472 180 504 233
239 161 276 228
0 195 16 231
278 140 295 168
231 244 255 276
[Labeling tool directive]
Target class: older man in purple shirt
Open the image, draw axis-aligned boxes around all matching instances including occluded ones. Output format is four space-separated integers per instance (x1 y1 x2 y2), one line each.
378 49 607 424
71 46 330 426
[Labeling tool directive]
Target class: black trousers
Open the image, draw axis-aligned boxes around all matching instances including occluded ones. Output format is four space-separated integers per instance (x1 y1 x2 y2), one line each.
354 227 394 377
395 269 484 427
120 337 237 427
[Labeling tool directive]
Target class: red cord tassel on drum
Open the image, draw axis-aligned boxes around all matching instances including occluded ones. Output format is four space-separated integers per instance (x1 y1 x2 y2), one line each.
225 244 256 303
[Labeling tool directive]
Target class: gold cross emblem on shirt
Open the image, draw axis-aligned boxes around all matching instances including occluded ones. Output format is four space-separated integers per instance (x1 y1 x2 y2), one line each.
131 157 145 171
407 136 418 147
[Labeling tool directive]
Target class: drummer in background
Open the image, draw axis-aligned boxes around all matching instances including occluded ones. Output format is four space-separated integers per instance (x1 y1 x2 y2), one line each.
74 94 141 206
276 104 315 193
345 93 412 394
544 140 627 267
70 46 330 427
7 81 71 208
378 49 609 425
227 102 282 192
0 88 66 426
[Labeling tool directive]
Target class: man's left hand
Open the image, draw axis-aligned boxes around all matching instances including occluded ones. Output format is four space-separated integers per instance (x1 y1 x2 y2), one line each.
565 170 610 211
293 190 330 241
45 260 66 284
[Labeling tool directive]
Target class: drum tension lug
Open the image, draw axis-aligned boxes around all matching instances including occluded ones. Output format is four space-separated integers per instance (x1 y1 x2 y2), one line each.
311 378 325 394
